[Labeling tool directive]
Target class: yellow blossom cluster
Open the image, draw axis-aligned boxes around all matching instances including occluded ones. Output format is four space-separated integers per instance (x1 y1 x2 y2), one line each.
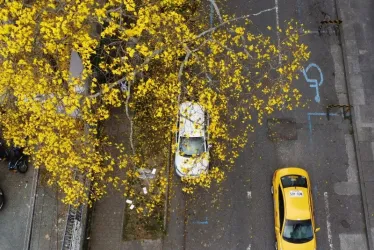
0 0 309 213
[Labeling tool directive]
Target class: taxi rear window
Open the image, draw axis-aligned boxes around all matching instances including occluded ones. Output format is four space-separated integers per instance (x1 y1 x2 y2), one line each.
281 175 307 188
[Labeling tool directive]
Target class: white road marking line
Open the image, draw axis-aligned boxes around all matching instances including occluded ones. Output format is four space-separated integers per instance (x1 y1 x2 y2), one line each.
274 0 281 63
247 244 251 250
324 192 334 250
247 191 252 199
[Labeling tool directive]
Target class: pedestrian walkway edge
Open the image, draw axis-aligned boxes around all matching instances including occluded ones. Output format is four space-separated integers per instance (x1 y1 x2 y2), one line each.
24 167 39 250
334 0 373 249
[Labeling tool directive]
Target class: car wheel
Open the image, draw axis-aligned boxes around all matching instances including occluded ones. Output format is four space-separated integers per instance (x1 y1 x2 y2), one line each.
271 185 274 194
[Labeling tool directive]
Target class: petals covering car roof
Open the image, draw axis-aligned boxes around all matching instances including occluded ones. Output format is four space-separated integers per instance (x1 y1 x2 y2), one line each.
179 101 205 137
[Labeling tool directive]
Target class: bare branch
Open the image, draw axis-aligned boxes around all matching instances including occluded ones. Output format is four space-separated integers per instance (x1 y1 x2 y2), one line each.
177 50 191 83
196 7 276 38
124 80 135 155
207 0 223 23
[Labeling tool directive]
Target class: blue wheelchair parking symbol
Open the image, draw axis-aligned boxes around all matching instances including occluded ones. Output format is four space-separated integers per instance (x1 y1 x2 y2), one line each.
301 63 324 103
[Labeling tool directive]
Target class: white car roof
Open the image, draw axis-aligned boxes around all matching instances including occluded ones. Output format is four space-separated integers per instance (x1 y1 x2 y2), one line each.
179 101 205 137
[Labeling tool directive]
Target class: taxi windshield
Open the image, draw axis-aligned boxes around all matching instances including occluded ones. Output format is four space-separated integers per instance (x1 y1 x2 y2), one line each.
283 219 313 243
281 175 307 188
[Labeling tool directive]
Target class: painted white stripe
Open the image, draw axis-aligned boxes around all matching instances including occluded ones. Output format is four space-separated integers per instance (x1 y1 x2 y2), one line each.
247 244 251 250
274 0 281 63
247 191 252 199
324 192 334 250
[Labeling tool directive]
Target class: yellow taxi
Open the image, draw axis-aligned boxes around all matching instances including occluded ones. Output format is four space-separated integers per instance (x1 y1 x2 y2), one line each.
271 167 320 250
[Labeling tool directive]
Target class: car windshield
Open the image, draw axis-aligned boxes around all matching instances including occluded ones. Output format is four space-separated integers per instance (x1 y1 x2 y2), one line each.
281 175 308 188
283 219 313 243
179 137 205 157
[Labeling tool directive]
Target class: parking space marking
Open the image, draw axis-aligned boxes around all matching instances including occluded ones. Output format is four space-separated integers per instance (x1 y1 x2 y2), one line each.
307 112 339 142
192 217 208 225
274 0 281 63
247 191 252 199
324 192 334 250
302 63 324 103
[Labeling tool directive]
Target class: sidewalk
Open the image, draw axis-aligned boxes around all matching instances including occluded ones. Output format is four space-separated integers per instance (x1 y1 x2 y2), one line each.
29 169 68 250
337 0 374 249
87 108 163 250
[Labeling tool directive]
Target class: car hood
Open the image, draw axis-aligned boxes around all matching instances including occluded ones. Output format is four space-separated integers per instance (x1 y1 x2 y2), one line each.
175 152 209 176
280 237 316 250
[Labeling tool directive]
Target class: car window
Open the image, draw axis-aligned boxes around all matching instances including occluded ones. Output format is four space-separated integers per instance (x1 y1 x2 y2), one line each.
179 137 205 156
281 175 307 188
278 185 285 230
282 219 314 243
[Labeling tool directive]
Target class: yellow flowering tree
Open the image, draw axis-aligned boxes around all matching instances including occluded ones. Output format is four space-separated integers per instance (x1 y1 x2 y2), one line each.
0 0 309 213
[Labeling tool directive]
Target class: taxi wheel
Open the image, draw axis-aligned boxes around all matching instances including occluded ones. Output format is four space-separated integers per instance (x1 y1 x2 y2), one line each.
271 185 274 194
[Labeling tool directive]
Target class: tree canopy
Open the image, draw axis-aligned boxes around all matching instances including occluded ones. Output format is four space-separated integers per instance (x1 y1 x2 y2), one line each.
0 0 309 214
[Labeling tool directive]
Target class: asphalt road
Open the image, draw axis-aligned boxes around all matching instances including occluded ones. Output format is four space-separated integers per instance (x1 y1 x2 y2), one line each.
164 0 368 249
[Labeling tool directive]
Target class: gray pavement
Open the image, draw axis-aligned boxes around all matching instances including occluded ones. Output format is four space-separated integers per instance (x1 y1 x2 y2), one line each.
337 0 374 248
0 161 36 250
88 109 128 250
88 108 163 250
29 170 67 250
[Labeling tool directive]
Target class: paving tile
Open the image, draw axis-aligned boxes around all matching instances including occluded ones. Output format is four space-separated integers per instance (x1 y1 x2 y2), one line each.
349 73 364 90
354 23 366 40
361 161 374 182
356 38 368 52
345 40 359 56
359 106 374 123
364 182 374 226
363 72 374 88
357 127 373 141
359 54 374 72
352 88 366 105
342 23 359 41
363 23 374 40
358 142 373 161
347 55 361 74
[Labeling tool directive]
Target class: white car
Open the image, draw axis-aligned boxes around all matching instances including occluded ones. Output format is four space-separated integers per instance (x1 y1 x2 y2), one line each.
175 101 209 177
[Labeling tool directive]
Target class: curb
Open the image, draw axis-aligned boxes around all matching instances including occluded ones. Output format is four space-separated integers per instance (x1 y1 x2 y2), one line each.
24 167 39 250
163 132 173 231
334 0 373 248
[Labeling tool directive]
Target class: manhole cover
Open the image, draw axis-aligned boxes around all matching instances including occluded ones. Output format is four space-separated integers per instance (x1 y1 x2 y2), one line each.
267 118 297 141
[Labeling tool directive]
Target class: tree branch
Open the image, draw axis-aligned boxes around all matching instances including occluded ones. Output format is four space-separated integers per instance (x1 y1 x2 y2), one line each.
124 80 135 155
196 7 276 38
88 48 164 98
207 0 223 23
